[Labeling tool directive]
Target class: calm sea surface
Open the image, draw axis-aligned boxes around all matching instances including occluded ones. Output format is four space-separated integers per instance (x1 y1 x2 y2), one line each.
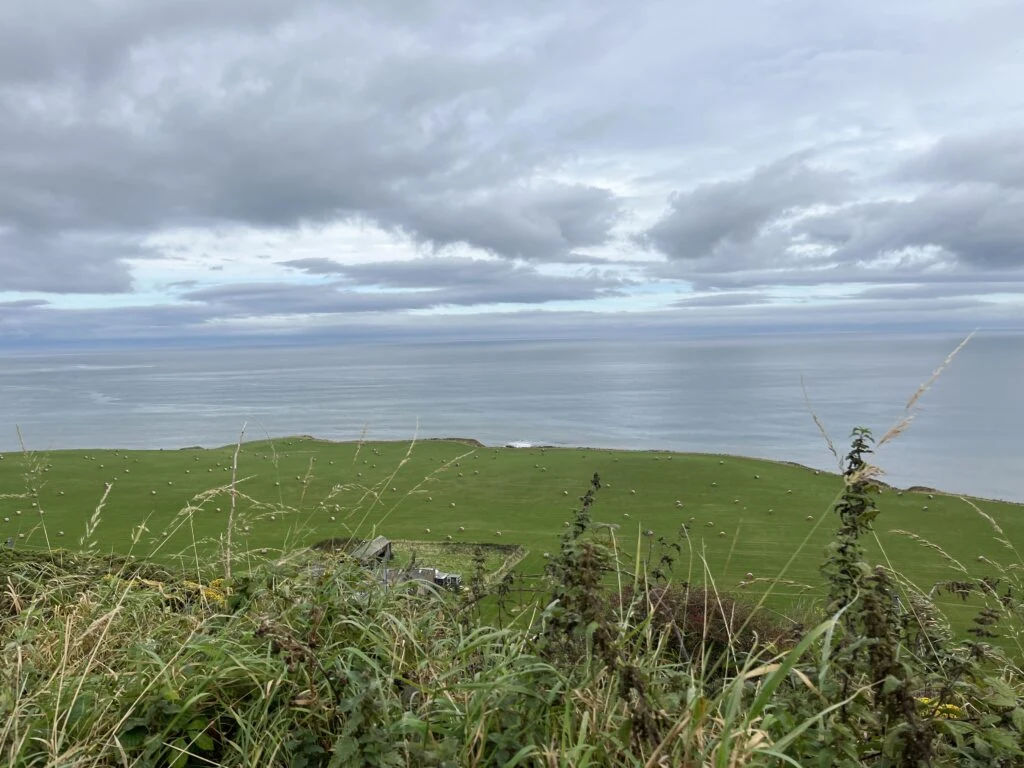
1 332 1022 502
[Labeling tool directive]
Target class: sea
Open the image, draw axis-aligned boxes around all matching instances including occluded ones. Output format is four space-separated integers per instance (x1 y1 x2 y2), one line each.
1 331 1022 502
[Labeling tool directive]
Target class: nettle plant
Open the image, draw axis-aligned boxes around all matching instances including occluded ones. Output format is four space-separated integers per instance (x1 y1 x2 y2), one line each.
776 427 1024 767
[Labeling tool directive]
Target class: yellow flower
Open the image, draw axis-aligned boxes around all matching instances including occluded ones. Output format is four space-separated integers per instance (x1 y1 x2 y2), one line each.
915 696 963 719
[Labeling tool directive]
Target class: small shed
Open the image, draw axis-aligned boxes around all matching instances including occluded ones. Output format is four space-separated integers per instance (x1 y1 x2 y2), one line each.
351 536 393 564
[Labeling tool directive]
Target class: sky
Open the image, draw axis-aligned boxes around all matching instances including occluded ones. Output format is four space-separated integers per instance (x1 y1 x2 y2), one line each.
1 0 1022 346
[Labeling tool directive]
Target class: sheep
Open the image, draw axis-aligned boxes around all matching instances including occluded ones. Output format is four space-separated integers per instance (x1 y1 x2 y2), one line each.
745 572 754 580
630 489 637 495
806 515 814 521
496 531 503 536
446 535 453 541
458 526 465 532
623 512 630 518
424 528 431 534
449 502 456 508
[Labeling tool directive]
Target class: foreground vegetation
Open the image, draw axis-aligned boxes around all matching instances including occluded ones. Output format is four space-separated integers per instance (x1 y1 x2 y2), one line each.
2 427 1024 766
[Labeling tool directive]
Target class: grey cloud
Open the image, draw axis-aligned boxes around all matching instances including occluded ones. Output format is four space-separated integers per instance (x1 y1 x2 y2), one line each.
850 281 1024 301
396 184 622 261
0 0 624 276
674 292 771 308
283 256 628 292
0 298 49 309
182 266 624 315
641 153 850 261
0 230 137 293
799 185 1024 269
0 0 323 86
899 131 1024 189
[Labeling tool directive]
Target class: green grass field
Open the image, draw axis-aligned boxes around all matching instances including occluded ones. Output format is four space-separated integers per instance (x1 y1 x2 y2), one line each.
2 435 1021 626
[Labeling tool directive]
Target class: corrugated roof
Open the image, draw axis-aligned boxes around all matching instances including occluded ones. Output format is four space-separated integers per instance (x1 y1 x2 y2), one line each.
351 536 391 560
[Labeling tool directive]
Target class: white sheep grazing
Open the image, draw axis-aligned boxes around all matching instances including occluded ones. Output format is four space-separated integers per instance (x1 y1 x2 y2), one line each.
424 528 431 534
745 572 754 579
458 526 465 532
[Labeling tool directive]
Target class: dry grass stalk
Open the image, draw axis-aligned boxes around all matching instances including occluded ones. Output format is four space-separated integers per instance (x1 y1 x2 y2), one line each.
879 331 974 447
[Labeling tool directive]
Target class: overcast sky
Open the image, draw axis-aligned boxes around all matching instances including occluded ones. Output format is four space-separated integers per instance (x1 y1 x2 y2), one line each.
1 0 1022 345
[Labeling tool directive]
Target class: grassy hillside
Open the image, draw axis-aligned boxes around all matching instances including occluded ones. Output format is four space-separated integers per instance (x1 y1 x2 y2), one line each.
2 436 1021 632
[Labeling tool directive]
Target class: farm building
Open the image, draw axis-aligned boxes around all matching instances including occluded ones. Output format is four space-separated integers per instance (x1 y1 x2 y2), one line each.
351 536 393 564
